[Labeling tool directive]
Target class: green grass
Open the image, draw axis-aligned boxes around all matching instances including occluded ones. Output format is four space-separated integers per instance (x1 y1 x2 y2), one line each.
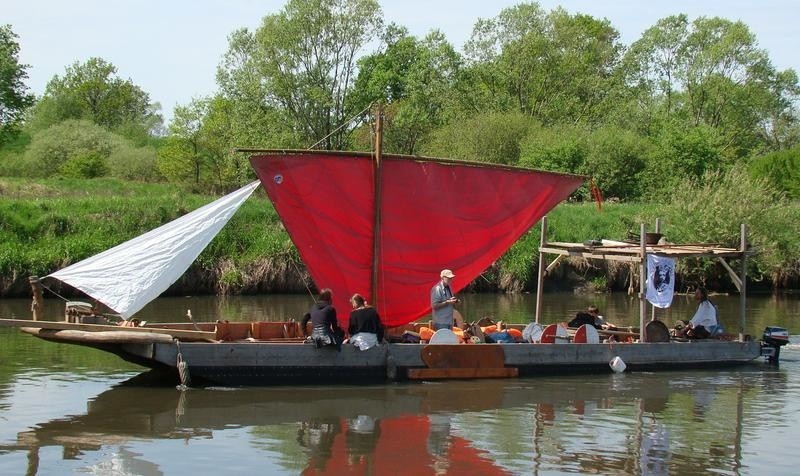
1 177 798 296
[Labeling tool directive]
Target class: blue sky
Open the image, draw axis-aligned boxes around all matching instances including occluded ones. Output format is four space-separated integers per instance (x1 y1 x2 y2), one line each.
6 0 799 122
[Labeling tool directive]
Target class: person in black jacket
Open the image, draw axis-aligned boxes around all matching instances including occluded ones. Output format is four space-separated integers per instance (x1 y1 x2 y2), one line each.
568 305 615 330
347 293 384 350
302 288 344 350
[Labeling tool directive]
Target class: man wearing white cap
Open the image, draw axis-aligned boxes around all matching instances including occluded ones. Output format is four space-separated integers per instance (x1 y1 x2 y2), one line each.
431 269 459 330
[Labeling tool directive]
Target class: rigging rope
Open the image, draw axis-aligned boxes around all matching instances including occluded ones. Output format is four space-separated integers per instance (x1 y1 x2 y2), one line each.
176 340 191 389
288 253 318 303
175 387 187 424
39 281 70 303
305 103 373 150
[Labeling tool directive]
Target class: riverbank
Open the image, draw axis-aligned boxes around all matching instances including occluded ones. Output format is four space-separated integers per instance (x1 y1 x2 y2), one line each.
1 176 798 297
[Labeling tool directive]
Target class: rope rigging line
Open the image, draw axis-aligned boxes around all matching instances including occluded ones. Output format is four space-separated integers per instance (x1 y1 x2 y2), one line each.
39 281 70 303
305 103 373 151
287 252 318 303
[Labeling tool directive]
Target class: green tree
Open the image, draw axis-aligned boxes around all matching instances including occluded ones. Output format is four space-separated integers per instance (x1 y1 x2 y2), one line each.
107 145 160 182
422 111 537 164
463 3 623 125
0 25 35 144
190 96 255 190
21 119 123 177
519 124 588 173
59 151 109 178
623 15 800 155
748 146 800 199
352 26 461 154
582 126 650 200
217 0 383 150
619 15 689 134
160 95 283 192
28 57 162 139
158 99 209 187
216 27 302 152
656 166 798 286
640 122 724 200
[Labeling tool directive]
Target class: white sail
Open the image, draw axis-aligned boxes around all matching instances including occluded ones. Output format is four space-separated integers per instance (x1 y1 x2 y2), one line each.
47 181 261 318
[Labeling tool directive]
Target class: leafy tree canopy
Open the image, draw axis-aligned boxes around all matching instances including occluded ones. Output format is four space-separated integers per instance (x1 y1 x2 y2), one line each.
27 57 162 140
748 146 800 199
0 25 35 144
217 0 383 150
352 25 462 154
623 15 800 155
463 3 623 125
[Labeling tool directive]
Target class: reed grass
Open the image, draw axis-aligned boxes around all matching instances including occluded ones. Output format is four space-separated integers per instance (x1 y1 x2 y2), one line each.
1 176 798 297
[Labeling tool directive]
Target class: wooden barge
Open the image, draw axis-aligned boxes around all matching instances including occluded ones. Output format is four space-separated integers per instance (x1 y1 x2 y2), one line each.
0 108 787 385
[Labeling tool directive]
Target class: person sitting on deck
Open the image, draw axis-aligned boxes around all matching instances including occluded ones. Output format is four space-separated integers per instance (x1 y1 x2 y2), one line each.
568 306 615 330
676 288 717 339
587 305 616 330
302 288 344 350
347 293 384 351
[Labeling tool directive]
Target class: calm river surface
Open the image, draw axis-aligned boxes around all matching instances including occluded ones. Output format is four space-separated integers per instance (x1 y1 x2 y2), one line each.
1 292 798 475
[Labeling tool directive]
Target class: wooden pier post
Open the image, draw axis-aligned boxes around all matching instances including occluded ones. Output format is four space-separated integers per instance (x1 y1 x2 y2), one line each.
639 224 646 342
739 224 747 341
534 216 548 324
651 218 660 322
29 276 44 321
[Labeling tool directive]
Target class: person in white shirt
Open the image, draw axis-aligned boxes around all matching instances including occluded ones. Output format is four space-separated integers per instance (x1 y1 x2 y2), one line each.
677 288 717 339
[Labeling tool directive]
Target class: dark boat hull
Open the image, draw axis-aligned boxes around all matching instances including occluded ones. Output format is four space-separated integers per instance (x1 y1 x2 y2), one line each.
99 339 765 386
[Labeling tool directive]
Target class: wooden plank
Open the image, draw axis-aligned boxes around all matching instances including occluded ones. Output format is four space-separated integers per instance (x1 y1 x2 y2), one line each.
538 247 641 262
0 318 215 340
21 327 175 345
420 344 505 369
407 367 518 380
597 328 639 337
541 241 747 260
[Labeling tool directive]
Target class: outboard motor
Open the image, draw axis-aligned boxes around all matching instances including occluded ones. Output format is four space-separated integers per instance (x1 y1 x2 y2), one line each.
761 327 790 364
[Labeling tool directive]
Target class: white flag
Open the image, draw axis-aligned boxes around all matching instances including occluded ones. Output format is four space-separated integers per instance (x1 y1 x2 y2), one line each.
646 254 675 308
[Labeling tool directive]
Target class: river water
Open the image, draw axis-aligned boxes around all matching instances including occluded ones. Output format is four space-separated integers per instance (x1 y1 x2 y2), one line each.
1 293 798 475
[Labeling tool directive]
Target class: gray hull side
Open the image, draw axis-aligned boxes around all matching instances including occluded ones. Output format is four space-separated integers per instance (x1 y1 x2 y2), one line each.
118 340 764 385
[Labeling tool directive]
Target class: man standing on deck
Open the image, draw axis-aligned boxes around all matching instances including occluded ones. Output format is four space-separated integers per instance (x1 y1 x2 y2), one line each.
431 269 459 330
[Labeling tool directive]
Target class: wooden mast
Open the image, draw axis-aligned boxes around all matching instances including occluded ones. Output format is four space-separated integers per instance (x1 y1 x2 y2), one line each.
371 104 384 307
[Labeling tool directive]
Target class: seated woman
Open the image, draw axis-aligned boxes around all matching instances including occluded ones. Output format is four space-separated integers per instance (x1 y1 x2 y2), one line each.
347 293 384 351
302 288 344 350
675 288 717 339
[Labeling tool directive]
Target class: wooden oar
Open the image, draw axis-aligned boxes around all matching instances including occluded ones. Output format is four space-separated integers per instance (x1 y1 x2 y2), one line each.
0 318 215 341
566 326 639 338
598 328 640 337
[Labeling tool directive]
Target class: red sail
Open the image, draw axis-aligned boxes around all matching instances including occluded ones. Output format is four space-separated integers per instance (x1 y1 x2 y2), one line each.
251 152 584 327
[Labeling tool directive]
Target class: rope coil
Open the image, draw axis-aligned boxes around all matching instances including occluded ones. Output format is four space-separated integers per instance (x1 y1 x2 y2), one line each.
176 340 191 389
